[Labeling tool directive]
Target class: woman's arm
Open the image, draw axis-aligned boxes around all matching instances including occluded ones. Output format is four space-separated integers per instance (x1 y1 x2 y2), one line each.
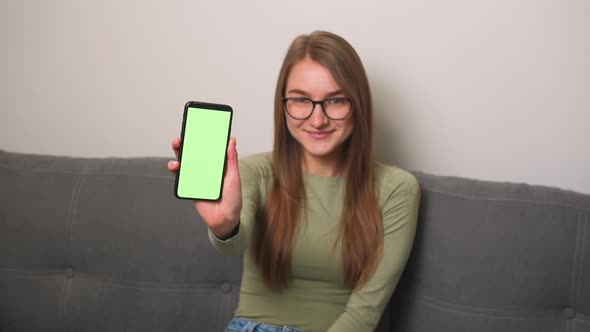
328 171 420 331
207 157 263 255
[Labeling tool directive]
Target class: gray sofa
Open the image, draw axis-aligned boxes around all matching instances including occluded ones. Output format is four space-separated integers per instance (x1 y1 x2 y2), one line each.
1 149 589 332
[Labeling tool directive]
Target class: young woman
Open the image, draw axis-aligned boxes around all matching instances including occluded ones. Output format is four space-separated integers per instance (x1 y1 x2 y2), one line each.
168 31 420 332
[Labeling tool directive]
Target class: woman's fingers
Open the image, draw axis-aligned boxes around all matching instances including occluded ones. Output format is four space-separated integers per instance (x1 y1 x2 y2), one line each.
225 137 238 174
172 137 181 159
167 160 179 170
167 160 179 175
168 137 182 175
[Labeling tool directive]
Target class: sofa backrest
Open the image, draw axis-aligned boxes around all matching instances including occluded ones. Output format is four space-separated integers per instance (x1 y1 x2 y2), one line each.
388 172 590 332
0 151 241 332
1 150 589 332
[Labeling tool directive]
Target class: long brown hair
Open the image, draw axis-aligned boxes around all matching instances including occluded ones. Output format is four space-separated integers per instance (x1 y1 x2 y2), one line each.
253 31 382 290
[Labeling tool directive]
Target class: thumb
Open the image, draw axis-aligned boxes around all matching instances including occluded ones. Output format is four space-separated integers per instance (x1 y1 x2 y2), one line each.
225 137 239 177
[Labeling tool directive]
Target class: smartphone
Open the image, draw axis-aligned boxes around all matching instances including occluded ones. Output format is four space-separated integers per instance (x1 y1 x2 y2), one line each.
175 101 233 200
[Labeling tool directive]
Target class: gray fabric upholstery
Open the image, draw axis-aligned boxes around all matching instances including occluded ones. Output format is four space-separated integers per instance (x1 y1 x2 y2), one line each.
1 149 588 332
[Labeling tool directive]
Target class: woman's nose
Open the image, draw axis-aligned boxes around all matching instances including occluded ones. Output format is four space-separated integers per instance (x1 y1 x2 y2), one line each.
308 103 329 127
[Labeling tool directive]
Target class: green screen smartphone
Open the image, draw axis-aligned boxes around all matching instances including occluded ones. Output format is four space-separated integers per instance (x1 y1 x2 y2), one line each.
175 101 233 201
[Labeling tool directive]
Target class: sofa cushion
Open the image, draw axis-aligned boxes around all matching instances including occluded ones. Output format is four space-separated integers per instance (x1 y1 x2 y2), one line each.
390 172 590 332
0 150 242 331
1 150 589 332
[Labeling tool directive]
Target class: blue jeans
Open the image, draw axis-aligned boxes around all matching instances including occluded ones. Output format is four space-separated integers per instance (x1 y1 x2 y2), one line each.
225 317 303 332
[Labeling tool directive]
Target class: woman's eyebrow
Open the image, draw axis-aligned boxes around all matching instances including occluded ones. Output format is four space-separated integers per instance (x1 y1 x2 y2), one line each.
325 90 344 97
285 89 344 97
285 89 309 96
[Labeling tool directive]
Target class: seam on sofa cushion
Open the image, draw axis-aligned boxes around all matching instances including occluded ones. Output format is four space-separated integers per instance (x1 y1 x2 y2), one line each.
575 214 588 310
0 268 67 277
75 277 236 292
74 273 239 291
0 164 172 180
576 314 590 325
0 267 239 290
411 294 562 320
421 187 590 213
569 213 583 310
59 175 84 328
58 276 71 329
66 175 85 265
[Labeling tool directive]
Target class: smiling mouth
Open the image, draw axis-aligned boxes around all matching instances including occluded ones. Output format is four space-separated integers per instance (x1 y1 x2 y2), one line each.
307 130 334 139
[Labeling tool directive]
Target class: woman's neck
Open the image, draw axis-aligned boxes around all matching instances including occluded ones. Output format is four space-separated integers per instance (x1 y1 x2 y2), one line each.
302 151 346 177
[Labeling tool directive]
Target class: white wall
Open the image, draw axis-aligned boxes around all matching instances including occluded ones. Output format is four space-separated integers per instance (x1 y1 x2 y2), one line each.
1 0 589 194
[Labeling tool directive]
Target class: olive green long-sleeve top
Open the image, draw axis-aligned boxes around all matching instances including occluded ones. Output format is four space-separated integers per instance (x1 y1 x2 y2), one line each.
208 154 420 332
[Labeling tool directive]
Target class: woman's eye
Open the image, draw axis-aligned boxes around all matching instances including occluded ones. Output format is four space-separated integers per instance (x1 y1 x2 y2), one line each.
293 98 310 104
327 98 346 104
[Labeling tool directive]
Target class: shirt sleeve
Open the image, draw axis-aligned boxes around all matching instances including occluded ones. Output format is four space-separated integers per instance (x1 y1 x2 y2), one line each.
207 158 262 255
327 173 420 331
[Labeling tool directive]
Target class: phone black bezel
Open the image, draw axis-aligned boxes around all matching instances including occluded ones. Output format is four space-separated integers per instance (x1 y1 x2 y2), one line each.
174 101 233 201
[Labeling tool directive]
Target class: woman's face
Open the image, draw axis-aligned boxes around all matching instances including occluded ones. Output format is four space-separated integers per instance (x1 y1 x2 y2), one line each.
284 58 354 167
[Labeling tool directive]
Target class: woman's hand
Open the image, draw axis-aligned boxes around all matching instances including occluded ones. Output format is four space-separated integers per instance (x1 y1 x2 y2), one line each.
168 137 242 239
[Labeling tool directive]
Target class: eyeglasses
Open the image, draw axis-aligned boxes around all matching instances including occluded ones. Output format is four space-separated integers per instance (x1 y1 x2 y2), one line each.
282 97 352 120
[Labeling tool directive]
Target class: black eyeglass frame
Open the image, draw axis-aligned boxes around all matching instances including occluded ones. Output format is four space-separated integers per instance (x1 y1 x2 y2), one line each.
281 97 353 120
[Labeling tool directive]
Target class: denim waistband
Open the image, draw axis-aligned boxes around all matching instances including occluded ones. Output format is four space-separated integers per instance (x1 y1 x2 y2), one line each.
226 317 303 332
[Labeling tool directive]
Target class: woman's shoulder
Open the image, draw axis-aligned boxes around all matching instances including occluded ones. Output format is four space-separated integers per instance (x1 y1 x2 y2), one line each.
373 161 420 198
239 152 273 179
